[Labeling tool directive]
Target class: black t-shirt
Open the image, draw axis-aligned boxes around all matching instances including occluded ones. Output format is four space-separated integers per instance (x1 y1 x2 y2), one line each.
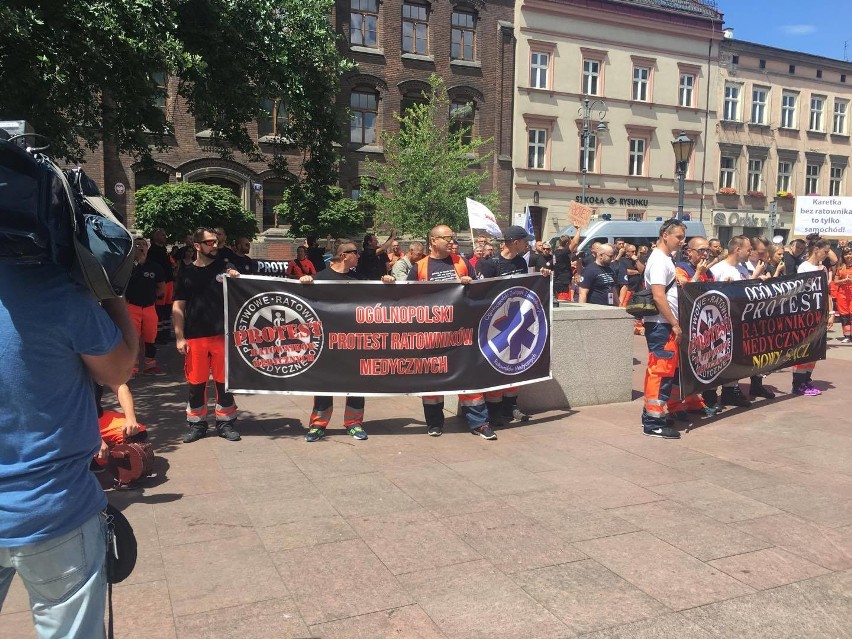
407 255 475 281
224 252 254 275
782 252 802 276
578 263 623 305
476 253 528 278
553 248 574 285
173 257 229 338
534 253 554 272
146 243 174 282
313 267 360 281
306 246 326 273
125 260 166 307
357 248 390 280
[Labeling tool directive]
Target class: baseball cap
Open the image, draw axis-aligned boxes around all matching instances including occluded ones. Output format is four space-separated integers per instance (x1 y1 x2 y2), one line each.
503 225 534 242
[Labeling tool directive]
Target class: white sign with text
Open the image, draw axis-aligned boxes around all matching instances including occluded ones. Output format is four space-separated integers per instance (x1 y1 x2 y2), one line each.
793 196 852 237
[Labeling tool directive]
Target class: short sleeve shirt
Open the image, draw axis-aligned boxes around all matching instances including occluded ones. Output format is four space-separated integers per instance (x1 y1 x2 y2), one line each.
357 248 390 280
125 260 166 307
476 254 528 278
710 261 749 282
0 265 118 545
579 263 623 305
643 248 678 322
173 258 229 338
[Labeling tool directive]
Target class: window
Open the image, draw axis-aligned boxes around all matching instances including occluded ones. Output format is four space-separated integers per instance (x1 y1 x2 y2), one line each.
809 95 825 131
719 156 736 189
777 160 792 192
805 163 820 194
759 59 766 69
751 87 768 124
628 138 646 176
262 179 286 229
747 158 763 192
402 3 428 54
829 166 843 196
583 59 600 96
150 71 168 116
816 69 823 79
843 74 848 83
789 64 796 74
451 10 475 60
449 100 474 145
834 100 848 134
632 67 650 101
258 99 288 138
528 128 547 169
679 73 695 107
781 92 797 128
530 51 550 89
579 132 597 173
723 84 740 121
350 91 377 144
732 55 739 65
350 0 378 47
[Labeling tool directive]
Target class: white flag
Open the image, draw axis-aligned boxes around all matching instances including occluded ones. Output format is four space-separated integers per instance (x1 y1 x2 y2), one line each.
466 198 502 238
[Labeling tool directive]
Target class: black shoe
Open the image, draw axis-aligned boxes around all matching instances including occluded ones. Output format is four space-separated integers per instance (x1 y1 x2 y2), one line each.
720 386 751 408
305 427 326 442
643 426 681 439
216 422 241 441
839 336 852 344
503 407 531 423
183 423 208 443
487 409 506 428
472 424 497 440
750 385 776 400
427 424 443 437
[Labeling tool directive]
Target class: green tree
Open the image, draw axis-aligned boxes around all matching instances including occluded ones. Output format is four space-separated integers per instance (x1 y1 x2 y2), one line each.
276 184 365 239
0 0 350 212
359 75 497 239
134 183 258 242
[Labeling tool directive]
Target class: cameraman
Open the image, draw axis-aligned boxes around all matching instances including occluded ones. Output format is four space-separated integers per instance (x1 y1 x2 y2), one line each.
0 263 137 637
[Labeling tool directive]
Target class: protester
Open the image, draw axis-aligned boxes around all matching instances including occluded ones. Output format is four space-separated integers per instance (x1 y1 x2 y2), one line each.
148 227 176 343
173 227 242 443
305 236 328 273
534 241 554 272
286 245 317 279
127 237 166 375
476 225 552 427
641 219 687 439
553 228 581 301
469 244 485 269
358 231 397 279
387 239 404 271
792 238 836 395
409 224 496 439
618 243 644 306
836 247 852 344
228 236 255 274
391 241 426 281
578 243 624 305
299 241 394 441
768 243 786 278
783 239 806 276
1 259 137 637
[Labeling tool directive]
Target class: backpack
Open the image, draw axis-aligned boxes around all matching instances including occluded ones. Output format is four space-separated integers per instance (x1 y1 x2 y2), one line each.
0 137 134 299
108 442 155 489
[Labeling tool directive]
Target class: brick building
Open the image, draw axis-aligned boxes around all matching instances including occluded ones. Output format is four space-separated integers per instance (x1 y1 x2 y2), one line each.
332 0 517 223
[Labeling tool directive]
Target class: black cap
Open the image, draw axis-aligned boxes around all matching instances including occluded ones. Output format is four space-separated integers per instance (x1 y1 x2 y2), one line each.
503 225 534 241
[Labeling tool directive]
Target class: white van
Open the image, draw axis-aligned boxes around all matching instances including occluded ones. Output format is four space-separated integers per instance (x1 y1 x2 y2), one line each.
550 219 707 256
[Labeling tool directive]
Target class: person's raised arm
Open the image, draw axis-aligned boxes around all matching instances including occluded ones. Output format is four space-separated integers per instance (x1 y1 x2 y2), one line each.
376 230 398 256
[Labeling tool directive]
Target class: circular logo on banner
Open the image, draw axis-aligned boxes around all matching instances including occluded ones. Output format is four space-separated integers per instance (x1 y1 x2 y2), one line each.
114 182 126 196
233 292 323 378
687 290 733 384
478 287 548 375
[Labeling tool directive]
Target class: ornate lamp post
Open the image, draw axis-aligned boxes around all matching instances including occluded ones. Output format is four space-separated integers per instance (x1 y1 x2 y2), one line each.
671 131 695 220
579 97 608 207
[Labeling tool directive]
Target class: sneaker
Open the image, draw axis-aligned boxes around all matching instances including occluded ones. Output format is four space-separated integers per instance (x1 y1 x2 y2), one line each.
749 385 776 400
347 425 368 440
840 336 852 344
305 427 326 442
792 383 821 396
427 424 443 437
216 422 241 441
472 424 497 440
720 386 751 408
183 423 208 443
142 365 166 376
643 426 681 439
504 407 531 422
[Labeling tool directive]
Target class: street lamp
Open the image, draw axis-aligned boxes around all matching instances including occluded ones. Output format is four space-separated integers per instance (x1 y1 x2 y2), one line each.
671 130 695 220
579 97 608 207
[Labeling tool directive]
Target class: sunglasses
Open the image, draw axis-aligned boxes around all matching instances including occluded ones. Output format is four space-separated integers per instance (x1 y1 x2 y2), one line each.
434 235 456 242
198 239 217 247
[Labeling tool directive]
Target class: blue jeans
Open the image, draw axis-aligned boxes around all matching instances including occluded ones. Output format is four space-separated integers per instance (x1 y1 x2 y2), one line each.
0 512 107 639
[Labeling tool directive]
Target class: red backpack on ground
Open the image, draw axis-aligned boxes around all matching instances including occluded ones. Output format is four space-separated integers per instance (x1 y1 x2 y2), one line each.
108 442 155 489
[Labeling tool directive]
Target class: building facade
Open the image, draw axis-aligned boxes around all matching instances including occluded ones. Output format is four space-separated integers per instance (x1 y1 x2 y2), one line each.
513 0 723 239
712 37 852 243
332 0 516 221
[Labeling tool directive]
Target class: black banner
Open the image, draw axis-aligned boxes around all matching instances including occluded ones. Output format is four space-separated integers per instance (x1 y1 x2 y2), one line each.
225 274 552 395
678 272 828 396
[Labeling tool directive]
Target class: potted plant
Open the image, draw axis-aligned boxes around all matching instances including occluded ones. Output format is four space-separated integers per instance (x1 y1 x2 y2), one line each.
776 190 795 199
747 191 765 198
718 187 738 195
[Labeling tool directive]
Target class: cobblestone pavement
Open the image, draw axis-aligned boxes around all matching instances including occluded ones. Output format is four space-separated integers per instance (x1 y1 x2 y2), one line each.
3 328 851 638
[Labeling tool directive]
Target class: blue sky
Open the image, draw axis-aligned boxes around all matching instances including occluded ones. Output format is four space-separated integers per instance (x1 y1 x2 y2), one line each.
718 0 851 61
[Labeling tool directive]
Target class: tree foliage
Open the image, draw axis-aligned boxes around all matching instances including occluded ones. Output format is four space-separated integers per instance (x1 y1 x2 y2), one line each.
0 0 351 192
134 182 258 242
358 75 497 239
276 185 365 239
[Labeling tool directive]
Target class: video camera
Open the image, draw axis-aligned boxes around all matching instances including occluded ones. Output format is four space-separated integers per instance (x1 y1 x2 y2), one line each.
0 122 134 299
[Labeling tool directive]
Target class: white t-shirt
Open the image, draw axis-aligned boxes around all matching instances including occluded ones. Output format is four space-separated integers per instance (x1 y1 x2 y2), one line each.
797 260 820 274
643 248 678 323
710 261 749 282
